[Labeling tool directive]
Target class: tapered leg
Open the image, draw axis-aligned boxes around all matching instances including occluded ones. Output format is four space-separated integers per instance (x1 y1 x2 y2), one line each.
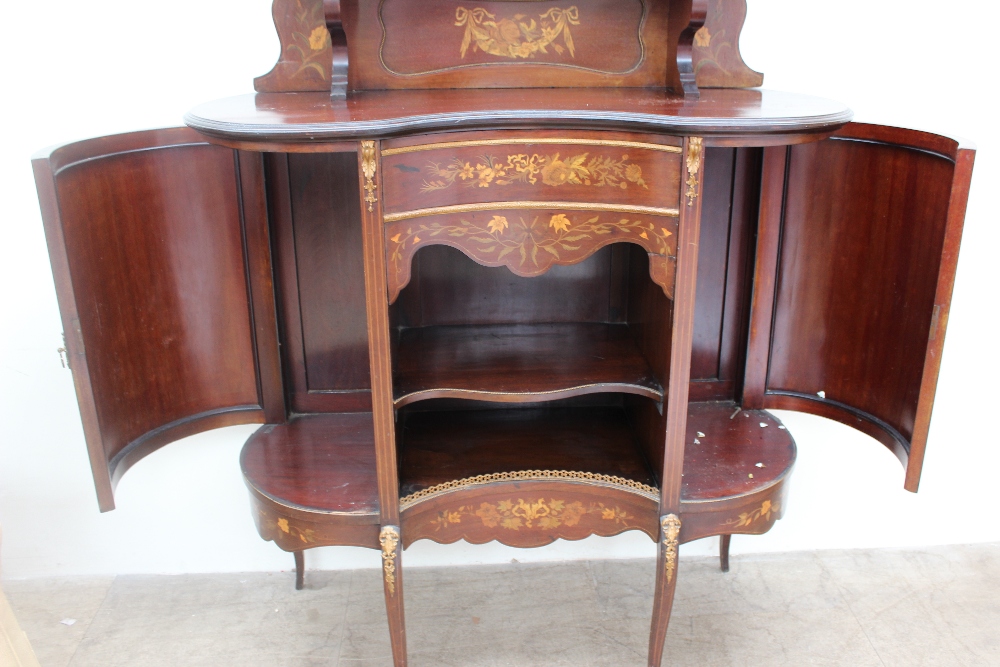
648 515 681 667
719 534 731 573
380 526 408 667
294 550 305 590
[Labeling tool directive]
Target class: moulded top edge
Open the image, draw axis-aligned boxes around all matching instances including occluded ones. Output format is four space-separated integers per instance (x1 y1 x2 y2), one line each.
184 88 853 143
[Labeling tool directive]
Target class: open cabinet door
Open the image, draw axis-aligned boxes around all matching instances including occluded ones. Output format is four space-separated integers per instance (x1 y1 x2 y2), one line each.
752 123 974 492
33 128 282 511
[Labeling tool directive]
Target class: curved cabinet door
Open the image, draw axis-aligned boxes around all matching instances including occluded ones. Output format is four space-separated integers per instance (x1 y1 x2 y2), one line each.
753 123 974 491
33 128 283 511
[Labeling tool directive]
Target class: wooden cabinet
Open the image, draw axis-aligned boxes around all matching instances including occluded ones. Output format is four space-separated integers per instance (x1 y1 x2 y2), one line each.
31 1 974 665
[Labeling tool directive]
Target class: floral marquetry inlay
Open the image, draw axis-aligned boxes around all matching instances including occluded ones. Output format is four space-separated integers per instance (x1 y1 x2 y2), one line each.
254 0 333 92
456 6 580 60
725 499 779 528
384 211 678 302
265 515 316 544
432 499 637 532
421 151 647 192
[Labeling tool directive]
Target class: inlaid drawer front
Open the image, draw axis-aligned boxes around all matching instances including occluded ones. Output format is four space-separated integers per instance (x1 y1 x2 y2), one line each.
384 207 679 302
380 136 683 216
399 474 660 549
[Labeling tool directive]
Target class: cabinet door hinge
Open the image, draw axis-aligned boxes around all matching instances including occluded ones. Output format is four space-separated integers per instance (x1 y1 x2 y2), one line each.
58 332 70 369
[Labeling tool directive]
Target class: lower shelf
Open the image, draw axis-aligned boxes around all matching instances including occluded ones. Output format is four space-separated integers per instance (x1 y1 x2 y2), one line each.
395 401 796 547
239 402 796 551
397 401 796 503
398 405 657 499
681 402 796 501
241 413 380 516
241 413 382 552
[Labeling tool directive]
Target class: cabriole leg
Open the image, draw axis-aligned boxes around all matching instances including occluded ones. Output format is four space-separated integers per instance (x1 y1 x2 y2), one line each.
648 514 682 667
719 534 731 573
294 550 305 590
380 526 408 667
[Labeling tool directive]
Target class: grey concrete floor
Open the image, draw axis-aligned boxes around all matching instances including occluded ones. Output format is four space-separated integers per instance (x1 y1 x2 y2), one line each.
4 543 999 667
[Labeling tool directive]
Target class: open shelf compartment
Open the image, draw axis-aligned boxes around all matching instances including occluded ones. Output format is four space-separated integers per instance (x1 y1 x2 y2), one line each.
393 322 663 407
389 244 673 408
397 403 658 499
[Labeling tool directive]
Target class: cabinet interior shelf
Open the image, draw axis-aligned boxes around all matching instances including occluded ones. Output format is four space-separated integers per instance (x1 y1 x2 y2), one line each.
397 405 658 498
240 402 795 517
393 322 663 407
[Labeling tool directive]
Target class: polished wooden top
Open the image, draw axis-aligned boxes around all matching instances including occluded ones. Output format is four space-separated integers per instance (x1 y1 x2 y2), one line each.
185 88 852 146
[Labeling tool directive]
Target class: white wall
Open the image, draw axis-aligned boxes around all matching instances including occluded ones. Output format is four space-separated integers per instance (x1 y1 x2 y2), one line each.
0 0 997 579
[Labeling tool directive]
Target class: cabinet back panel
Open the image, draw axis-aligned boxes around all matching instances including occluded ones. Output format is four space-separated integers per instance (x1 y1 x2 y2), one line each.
282 153 372 407
394 244 618 327
689 147 757 400
691 148 735 379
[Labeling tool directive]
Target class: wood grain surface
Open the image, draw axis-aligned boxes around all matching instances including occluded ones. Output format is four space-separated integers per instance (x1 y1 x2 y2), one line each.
344 0 671 90
186 89 852 145
33 128 266 511
764 124 975 492
393 323 663 406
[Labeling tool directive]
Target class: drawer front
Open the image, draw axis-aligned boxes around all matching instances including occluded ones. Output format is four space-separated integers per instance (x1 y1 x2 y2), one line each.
385 207 678 302
399 478 660 549
381 132 683 217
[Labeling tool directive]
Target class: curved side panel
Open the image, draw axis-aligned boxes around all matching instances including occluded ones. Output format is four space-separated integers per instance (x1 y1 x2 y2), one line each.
762 392 909 467
110 407 264 489
679 475 790 545
250 487 381 552
33 128 266 511
765 123 974 491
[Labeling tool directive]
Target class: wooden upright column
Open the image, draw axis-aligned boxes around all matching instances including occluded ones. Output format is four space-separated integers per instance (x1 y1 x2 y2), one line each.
358 139 408 667
648 136 705 667
742 146 787 409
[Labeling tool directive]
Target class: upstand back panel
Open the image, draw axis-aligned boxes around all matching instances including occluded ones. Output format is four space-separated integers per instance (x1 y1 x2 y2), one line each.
32 1 973 665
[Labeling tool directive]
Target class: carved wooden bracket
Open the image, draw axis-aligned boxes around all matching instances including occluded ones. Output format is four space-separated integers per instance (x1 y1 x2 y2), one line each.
694 0 763 88
670 0 709 97
254 0 347 97
384 210 678 303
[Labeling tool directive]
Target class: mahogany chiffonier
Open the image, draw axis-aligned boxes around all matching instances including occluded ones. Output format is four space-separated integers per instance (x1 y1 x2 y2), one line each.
31 1 974 665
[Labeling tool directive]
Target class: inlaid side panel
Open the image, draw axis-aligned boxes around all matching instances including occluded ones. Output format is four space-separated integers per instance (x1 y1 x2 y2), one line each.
33 128 265 510
254 0 334 92
693 0 763 88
